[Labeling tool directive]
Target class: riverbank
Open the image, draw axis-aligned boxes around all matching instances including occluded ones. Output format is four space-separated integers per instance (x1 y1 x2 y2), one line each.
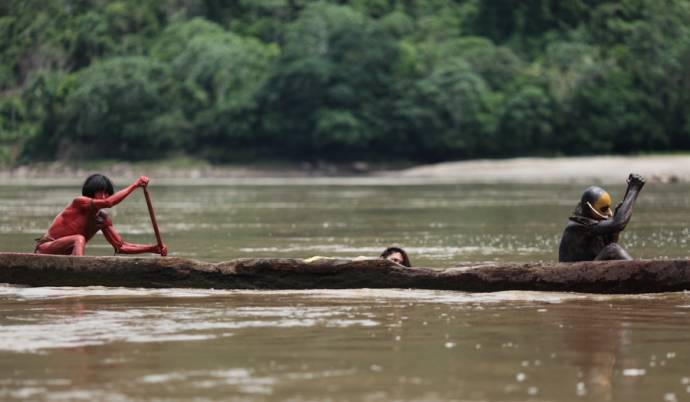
0 159 384 185
393 155 687 184
0 155 687 185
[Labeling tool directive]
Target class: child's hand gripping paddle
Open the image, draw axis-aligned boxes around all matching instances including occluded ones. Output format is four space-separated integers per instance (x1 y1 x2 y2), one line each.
143 186 167 256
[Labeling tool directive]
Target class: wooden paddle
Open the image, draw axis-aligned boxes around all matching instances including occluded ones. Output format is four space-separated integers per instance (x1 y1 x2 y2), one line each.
143 186 166 256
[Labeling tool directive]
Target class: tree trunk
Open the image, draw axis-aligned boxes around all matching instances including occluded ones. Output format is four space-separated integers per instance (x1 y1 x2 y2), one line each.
1 253 689 294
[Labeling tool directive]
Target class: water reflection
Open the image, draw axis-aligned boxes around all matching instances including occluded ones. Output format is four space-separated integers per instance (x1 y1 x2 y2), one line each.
1 287 690 401
558 302 626 401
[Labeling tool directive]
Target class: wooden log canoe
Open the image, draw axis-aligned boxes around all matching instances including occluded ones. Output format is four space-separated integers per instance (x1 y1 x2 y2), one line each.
0 253 689 294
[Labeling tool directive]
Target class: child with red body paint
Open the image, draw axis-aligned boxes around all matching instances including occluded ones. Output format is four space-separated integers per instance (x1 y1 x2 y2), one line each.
35 174 167 256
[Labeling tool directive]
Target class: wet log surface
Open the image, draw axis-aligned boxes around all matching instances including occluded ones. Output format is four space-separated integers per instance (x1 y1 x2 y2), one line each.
1 253 689 293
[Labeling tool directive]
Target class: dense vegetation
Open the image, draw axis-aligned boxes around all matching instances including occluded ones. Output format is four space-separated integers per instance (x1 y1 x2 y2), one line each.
1 0 690 164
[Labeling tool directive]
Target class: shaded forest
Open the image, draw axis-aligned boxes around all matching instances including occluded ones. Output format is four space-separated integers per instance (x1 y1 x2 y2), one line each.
1 0 690 164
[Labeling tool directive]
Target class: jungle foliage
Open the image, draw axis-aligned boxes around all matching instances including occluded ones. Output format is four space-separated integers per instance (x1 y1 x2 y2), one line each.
2 0 690 164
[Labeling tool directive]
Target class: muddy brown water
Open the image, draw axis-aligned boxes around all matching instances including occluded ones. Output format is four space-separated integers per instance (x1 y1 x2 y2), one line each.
1 180 690 401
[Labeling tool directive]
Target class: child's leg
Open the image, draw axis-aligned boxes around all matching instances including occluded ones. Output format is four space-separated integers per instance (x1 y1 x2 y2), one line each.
35 235 87 255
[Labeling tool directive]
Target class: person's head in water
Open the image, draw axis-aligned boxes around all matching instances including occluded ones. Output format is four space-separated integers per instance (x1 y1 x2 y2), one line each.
380 247 411 267
578 186 613 221
82 174 114 199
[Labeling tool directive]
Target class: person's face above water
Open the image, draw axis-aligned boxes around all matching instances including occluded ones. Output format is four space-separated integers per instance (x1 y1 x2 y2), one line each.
385 252 404 265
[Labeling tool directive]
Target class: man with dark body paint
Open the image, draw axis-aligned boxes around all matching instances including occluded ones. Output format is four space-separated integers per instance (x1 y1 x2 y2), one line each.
558 173 645 262
35 174 167 256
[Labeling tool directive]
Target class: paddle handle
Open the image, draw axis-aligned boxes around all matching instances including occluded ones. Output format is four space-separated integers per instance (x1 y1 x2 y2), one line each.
143 187 165 256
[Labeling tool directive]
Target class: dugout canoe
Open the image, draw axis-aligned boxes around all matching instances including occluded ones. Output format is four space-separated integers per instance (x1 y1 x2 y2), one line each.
1 253 690 294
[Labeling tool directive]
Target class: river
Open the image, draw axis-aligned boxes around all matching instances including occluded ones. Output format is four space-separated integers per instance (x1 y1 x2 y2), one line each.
1 179 689 401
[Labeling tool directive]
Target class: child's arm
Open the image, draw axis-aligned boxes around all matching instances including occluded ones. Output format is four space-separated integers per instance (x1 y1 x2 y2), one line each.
75 176 149 210
101 213 167 255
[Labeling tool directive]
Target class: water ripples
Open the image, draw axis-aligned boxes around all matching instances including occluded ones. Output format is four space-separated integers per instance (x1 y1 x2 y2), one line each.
0 304 379 353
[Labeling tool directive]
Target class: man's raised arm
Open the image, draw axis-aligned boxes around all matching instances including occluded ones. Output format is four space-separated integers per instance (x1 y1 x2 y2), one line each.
591 173 645 235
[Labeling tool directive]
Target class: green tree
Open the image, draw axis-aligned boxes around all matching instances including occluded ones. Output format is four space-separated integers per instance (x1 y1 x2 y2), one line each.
4 0 690 164
558 64 664 154
395 59 497 161
53 57 184 160
418 37 524 91
150 18 224 62
18 70 74 161
161 28 278 160
498 86 555 156
260 2 399 158
473 0 600 46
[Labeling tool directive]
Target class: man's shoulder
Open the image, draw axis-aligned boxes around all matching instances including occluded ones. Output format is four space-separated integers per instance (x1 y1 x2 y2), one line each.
567 215 598 227
71 196 94 209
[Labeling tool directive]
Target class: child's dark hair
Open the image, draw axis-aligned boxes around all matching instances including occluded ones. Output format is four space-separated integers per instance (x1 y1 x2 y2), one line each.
380 246 411 267
82 174 114 198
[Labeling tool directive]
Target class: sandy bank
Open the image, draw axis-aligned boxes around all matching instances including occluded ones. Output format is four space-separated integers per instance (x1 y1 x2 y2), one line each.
392 155 688 184
0 156 687 185
0 160 376 185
